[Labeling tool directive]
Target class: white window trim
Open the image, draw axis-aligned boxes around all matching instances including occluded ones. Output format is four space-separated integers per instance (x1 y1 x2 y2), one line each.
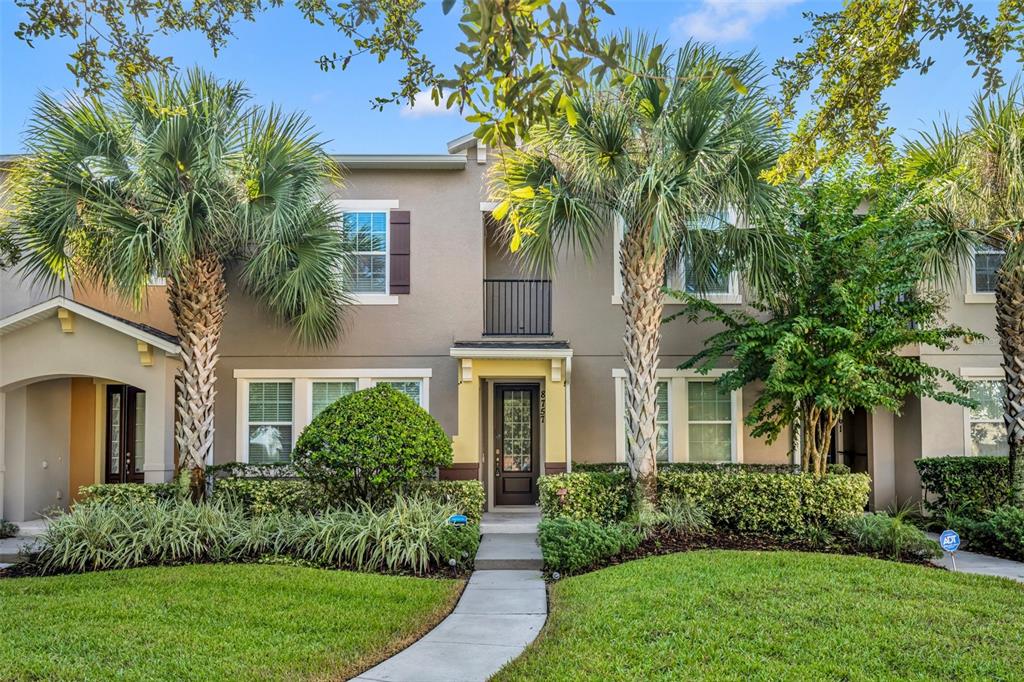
966 246 1002 304
612 368 743 464
334 199 400 304
959 367 1005 456
234 368 432 462
610 215 743 305
238 379 296 465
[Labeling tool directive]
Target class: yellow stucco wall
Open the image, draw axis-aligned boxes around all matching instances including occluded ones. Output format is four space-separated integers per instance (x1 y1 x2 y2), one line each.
452 357 567 466
68 378 98 502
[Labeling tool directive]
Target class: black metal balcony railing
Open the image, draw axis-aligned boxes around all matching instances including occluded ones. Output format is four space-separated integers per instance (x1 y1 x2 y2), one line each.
483 279 552 336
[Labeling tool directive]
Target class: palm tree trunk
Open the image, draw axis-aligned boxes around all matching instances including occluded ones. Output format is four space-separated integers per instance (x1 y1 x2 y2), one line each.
166 255 227 499
619 226 666 503
994 264 1024 504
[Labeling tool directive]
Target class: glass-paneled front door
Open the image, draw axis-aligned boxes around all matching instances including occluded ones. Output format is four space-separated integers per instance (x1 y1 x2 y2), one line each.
105 384 146 484
494 384 540 505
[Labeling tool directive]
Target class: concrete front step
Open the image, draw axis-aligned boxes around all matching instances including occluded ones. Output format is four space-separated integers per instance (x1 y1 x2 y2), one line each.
479 508 541 535
475 533 543 570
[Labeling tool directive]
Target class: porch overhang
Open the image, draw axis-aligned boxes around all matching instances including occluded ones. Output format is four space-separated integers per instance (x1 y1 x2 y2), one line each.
449 340 573 360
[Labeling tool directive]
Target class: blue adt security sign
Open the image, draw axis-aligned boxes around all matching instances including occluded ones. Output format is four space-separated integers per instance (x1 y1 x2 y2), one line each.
447 514 468 526
939 529 961 553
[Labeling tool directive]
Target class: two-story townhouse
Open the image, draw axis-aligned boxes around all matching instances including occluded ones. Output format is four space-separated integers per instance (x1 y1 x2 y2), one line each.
0 136 1007 521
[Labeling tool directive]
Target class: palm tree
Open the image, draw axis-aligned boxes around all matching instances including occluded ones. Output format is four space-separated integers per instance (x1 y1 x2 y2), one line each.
490 36 785 499
906 81 1024 504
9 69 351 495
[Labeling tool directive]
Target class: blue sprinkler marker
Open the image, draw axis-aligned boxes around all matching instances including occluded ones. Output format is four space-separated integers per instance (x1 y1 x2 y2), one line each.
939 529 961 571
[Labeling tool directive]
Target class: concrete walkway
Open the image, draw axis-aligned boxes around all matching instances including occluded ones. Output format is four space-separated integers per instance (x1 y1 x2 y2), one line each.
0 519 48 567
355 508 545 682
927 534 1024 583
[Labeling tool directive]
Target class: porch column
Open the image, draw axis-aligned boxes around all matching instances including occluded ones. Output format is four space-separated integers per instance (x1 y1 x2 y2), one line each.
142 361 176 484
544 359 567 474
867 408 897 511
451 359 480 465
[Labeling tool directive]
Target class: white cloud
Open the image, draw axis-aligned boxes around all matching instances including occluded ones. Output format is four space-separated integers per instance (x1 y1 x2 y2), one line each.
672 0 801 43
400 89 456 118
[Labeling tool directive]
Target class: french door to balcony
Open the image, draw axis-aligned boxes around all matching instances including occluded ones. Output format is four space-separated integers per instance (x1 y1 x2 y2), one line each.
105 384 146 484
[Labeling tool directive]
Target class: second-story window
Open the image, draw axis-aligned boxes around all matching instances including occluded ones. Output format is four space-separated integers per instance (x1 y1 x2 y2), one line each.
345 211 388 294
974 248 1004 294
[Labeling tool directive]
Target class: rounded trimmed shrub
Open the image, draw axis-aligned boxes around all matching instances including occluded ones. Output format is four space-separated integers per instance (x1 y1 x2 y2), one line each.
292 384 452 505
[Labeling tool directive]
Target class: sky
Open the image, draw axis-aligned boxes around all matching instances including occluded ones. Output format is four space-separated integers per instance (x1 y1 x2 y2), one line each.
0 0 998 155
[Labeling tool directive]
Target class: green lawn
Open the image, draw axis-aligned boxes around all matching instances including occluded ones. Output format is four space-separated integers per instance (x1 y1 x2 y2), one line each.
0 563 461 681
495 550 1024 681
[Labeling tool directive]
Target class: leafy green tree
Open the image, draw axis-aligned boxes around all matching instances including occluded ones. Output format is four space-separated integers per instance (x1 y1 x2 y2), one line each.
9 69 350 495
770 0 1024 182
905 82 1024 503
671 166 981 478
12 0 622 147
491 35 785 499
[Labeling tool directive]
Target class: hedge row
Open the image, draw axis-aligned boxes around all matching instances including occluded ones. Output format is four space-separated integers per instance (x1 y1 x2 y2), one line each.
81 478 486 523
539 470 870 534
914 456 1011 515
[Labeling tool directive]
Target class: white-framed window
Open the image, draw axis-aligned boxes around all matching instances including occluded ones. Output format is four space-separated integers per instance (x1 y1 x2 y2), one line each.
613 369 742 463
246 381 294 465
686 380 733 462
234 369 432 462
973 248 1004 294
620 380 671 462
612 213 742 304
966 379 1008 456
377 379 424 406
345 210 389 294
333 199 400 304
311 380 357 417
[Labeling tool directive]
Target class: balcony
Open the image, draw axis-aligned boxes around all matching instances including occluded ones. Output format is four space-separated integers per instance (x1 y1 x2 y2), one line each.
483 279 552 336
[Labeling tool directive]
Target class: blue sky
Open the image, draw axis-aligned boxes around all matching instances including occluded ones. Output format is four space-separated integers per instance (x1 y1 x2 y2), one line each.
0 0 995 154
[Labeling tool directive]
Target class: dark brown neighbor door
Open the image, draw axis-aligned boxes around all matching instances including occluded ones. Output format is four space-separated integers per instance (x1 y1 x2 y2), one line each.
494 384 540 505
105 385 146 484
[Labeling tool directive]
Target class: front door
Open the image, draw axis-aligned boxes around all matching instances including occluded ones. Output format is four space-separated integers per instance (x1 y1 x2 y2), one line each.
494 384 540 505
105 385 146 484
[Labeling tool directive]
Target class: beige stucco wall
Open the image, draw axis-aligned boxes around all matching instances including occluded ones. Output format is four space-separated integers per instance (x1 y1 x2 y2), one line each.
0 311 178 519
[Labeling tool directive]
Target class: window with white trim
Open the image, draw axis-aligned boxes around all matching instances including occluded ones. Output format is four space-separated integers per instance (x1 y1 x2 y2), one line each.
378 379 424 407
677 255 734 295
687 380 733 462
621 381 671 462
973 248 1003 294
247 382 294 464
312 380 357 417
967 380 1008 456
344 211 388 293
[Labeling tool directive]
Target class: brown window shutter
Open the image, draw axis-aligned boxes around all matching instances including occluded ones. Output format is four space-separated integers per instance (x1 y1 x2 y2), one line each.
390 210 411 294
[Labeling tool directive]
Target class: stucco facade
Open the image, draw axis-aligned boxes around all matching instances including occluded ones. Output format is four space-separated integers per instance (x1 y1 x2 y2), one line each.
0 136 1005 516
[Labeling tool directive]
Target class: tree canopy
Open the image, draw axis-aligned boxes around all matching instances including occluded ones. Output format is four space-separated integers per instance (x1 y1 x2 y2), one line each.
670 166 982 477
770 0 1024 182
12 0 624 147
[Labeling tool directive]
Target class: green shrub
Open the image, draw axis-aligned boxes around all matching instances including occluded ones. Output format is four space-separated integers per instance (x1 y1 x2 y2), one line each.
78 483 178 505
212 477 325 515
574 461 803 474
30 496 476 576
538 517 640 574
915 456 1011 516
846 512 942 561
540 469 869 535
206 462 297 479
986 505 1024 561
659 496 711 535
292 385 452 505
412 480 486 524
659 470 870 534
0 518 18 539
538 471 633 523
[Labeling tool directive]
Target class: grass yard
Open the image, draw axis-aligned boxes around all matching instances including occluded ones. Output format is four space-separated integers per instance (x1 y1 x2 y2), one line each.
0 563 461 681
495 550 1024 681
